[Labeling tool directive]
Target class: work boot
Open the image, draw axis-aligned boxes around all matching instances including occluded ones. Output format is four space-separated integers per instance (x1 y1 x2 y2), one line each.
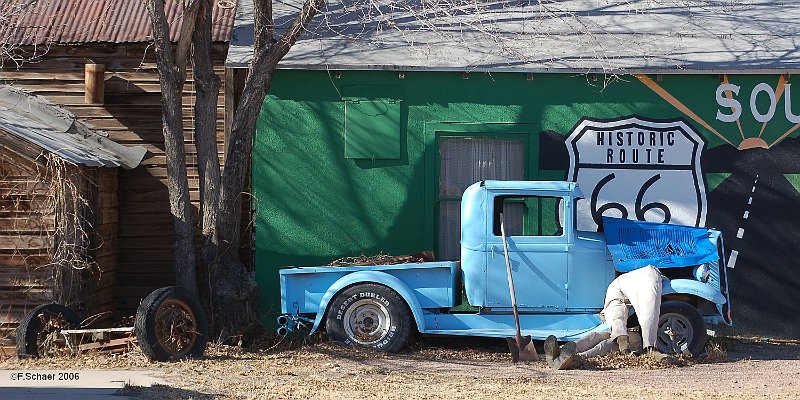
544 335 560 363
615 335 630 354
549 341 578 370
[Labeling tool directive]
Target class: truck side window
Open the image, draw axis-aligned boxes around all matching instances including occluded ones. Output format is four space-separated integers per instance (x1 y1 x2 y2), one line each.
493 195 564 237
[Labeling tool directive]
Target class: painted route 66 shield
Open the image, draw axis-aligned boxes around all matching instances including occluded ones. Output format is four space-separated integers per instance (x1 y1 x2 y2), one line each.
566 116 707 232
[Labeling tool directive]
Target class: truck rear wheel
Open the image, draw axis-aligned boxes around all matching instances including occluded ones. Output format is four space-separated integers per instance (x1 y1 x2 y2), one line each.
325 283 411 353
656 300 707 356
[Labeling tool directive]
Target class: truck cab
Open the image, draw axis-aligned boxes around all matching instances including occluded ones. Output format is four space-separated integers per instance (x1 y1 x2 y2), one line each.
460 180 613 312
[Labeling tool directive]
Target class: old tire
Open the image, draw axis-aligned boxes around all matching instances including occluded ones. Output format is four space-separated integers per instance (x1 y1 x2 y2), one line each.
656 301 707 356
134 286 208 361
325 283 412 353
16 303 81 358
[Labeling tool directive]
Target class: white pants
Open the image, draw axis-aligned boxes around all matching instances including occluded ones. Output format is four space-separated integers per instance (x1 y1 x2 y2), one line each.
575 331 643 358
602 266 662 348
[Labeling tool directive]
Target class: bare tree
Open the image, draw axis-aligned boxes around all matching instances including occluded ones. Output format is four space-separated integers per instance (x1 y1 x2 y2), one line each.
146 0 326 339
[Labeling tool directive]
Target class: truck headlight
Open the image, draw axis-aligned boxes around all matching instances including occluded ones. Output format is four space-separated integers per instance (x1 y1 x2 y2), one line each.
693 264 710 283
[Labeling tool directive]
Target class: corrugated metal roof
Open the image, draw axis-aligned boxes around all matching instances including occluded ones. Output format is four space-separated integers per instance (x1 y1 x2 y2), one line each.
0 85 146 169
0 0 237 45
227 0 800 73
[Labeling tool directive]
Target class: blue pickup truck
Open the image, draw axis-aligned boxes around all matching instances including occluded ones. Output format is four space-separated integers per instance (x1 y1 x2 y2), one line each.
278 180 731 355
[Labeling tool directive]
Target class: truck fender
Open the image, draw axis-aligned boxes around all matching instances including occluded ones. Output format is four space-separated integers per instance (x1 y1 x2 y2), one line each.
662 278 726 305
308 270 426 335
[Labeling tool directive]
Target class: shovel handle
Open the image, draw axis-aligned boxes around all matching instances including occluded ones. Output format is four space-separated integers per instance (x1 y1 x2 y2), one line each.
500 213 523 339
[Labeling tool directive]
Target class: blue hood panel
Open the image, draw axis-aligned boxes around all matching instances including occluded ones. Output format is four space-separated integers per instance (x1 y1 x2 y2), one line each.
602 217 719 272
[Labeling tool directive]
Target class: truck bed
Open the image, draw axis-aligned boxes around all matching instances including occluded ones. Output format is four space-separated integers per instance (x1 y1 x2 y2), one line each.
280 261 459 315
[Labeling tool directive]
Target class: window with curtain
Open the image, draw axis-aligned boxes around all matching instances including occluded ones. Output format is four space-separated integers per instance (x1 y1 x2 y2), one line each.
438 136 525 260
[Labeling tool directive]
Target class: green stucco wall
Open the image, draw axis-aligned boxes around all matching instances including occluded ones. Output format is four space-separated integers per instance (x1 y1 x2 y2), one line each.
254 70 800 338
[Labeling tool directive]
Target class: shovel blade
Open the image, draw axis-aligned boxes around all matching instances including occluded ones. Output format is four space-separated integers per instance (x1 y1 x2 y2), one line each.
506 335 539 363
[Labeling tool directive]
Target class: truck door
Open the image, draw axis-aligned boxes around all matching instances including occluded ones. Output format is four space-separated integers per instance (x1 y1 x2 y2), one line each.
485 194 569 311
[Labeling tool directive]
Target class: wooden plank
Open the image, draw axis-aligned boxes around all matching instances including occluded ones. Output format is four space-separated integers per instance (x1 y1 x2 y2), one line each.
0 273 50 284
64 327 134 334
0 294 53 306
112 214 173 226
0 235 51 250
118 236 180 249
0 71 84 80
77 337 136 352
0 217 55 231
95 224 119 238
0 254 49 267
94 251 118 265
0 179 48 192
95 208 119 224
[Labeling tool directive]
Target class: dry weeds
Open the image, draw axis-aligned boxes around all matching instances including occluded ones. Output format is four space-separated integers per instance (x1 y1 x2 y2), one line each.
1 335 798 400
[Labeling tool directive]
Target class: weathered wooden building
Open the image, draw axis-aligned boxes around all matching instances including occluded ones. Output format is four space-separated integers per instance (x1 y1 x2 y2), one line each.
228 0 800 339
0 0 237 352
0 85 145 351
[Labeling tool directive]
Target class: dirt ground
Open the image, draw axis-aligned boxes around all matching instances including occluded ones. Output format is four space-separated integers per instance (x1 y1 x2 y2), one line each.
2 335 800 399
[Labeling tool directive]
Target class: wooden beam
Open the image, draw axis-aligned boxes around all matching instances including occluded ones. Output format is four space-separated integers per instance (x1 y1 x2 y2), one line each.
84 63 105 104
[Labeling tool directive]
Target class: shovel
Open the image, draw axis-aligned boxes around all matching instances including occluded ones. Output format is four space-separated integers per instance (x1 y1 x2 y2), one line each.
500 213 539 363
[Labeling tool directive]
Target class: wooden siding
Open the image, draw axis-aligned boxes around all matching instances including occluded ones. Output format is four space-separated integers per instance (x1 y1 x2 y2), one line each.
0 147 118 355
0 42 230 322
84 167 118 328
0 150 53 352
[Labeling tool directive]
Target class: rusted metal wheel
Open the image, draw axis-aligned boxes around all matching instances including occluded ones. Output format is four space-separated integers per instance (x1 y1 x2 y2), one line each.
16 303 81 358
135 286 208 361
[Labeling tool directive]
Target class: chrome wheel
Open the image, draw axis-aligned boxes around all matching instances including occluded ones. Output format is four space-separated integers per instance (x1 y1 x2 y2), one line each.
342 299 392 345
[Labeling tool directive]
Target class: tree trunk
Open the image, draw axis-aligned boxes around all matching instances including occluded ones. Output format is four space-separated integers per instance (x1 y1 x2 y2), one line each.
210 0 327 339
145 0 199 297
147 0 328 339
192 0 222 288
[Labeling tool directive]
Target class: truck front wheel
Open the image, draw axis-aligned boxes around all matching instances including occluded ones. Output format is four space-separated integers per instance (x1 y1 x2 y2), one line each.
325 284 411 353
656 300 707 356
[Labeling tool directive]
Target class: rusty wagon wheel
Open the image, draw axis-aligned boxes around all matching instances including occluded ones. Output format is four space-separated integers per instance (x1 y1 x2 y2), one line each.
134 286 208 361
16 303 82 358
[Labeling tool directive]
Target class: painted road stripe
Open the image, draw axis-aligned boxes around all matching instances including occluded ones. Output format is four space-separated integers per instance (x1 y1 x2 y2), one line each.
736 228 744 238
748 197 753 205
728 250 739 268
743 210 749 219
752 186 756 193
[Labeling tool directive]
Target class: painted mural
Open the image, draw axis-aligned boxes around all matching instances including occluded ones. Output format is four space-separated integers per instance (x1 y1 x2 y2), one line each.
548 74 800 338
255 70 800 338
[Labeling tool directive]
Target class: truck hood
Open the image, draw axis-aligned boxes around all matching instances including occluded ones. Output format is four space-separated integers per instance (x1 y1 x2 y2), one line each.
602 217 720 272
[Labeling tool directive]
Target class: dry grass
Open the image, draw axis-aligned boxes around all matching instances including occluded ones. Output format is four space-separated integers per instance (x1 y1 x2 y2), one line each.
6 335 800 400
0 332 726 372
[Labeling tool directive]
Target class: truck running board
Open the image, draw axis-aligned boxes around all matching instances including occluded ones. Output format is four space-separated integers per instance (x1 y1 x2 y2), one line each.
421 312 607 341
